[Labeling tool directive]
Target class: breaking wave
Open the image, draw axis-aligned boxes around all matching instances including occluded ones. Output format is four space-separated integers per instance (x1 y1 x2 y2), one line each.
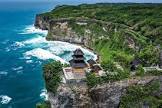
19 25 97 64
24 48 68 64
46 41 97 60
0 95 12 104
40 89 48 101
19 25 48 35
26 60 33 64
12 66 23 71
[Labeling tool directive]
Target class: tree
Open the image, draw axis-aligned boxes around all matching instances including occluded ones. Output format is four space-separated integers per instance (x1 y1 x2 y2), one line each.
43 61 63 93
138 45 160 66
86 73 99 88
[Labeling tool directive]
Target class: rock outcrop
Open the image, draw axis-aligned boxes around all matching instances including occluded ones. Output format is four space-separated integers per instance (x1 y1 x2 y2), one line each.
35 15 50 30
48 76 162 108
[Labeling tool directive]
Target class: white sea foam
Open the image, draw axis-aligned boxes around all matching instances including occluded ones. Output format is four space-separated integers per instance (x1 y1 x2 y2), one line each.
21 31 97 60
20 25 97 63
0 95 12 104
13 42 25 47
24 56 31 60
0 71 8 76
23 39 97 62
12 66 23 71
23 36 46 44
19 25 48 35
5 42 25 52
24 48 68 64
46 41 97 60
40 89 48 101
26 60 33 64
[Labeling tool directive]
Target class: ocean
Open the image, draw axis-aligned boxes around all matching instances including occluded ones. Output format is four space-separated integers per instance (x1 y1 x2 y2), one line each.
0 1 98 108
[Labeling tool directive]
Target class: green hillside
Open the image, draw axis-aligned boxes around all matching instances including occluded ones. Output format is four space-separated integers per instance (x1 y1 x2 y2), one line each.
41 3 162 45
38 4 162 107
40 3 162 80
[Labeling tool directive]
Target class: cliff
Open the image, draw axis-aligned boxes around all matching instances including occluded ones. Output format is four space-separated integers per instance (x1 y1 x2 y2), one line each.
35 3 162 108
47 76 162 108
35 16 87 45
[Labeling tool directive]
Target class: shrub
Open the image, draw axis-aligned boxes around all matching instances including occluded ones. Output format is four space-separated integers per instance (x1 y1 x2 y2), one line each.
86 73 101 88
120 80 160 108
136 65 145 76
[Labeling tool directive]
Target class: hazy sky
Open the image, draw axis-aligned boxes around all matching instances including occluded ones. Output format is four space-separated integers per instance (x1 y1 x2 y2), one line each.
0 0 162 3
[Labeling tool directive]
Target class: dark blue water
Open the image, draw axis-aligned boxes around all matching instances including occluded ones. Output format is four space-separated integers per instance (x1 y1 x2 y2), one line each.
0 1 98 108
0 2 57 108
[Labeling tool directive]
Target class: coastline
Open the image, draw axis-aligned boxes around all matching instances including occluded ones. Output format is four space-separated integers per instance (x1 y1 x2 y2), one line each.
45 34 99 61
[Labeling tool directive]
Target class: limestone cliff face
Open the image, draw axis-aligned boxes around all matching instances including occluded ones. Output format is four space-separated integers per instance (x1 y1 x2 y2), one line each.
48 76 162 108
47 19 87 45
35 15 91 45
34 15 50 30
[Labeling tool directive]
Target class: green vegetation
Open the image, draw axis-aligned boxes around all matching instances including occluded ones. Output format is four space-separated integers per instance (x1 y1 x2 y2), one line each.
86 73 101 88
146 69 162 76
41 3 162 45
40 3 162 88
138 45 160 66
136 65 145 76
101 61 130 81
43 61 63 93
41 4 162 75
120 80 162 108
40 4 162 106
86 61 130 88
36 102 51 108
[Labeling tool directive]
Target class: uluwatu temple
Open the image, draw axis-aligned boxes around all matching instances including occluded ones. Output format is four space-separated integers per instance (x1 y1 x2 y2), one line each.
63 48 105 83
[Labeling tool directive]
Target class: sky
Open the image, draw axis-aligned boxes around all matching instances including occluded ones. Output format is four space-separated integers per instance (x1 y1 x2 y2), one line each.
0 0 162 3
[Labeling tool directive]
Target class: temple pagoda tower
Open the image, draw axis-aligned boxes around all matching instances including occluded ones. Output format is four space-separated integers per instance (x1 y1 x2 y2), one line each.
69 48 88 73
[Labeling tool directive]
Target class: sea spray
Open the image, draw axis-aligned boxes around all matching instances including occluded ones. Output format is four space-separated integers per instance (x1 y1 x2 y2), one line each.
0 95 12 104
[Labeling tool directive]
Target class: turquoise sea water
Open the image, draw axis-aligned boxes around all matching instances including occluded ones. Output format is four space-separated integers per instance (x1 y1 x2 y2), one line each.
0 1 99 108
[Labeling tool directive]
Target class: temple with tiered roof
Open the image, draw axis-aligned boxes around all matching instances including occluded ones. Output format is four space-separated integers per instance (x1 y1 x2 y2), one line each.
69 49 88 73
63 48 105 82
